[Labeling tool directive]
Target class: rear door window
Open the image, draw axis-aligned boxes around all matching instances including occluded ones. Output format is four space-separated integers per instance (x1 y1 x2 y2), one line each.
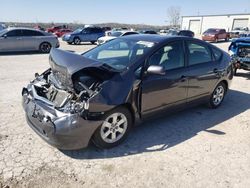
22 30 44 36
187 41 212 66
6 30 23 37
212 47 223 61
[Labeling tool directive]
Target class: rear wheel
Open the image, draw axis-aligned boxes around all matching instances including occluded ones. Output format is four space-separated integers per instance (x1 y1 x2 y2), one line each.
91 41 96 45
92 107 132 149
39 42 51 53
208 82 226 108
73 37 81 45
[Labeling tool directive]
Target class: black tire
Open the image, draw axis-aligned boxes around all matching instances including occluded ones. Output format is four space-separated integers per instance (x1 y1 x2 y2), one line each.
208 82 227 109
92 107 132 149
91 41 96 45
73 37 81 45
67 42 73 45
39 42 52 53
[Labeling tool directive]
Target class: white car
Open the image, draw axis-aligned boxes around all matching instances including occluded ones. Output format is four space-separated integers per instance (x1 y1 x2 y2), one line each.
230 27 249 38
97 30 138 45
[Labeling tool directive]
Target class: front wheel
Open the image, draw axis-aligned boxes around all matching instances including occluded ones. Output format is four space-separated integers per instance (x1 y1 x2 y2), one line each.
92 107 132 149
73 37 81 45
208 82 226 108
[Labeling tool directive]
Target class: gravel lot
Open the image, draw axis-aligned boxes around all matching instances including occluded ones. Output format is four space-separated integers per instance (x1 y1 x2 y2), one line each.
0 39 250 188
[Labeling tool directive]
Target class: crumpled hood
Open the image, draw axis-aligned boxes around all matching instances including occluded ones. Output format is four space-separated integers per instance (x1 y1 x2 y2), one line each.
49 48 104 77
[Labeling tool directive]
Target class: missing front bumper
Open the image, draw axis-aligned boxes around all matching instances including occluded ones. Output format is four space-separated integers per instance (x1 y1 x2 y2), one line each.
22 86 102 150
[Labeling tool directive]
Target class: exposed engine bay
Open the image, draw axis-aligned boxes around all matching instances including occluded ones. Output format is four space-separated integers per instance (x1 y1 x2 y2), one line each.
31 68 102 116
237 46 250 58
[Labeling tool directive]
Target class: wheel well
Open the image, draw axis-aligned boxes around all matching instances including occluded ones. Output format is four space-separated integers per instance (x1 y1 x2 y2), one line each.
221 80 228 91
119 103 136 126
40 42 51 47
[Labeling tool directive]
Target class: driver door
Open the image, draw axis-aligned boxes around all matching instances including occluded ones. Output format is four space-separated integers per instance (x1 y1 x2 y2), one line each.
141 40 188 117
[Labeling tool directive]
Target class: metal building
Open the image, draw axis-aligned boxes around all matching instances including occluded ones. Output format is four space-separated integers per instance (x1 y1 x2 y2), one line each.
181 13 250 35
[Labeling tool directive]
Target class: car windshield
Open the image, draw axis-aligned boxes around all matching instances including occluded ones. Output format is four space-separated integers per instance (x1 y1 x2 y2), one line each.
204 29 219 34
234 27 243 30
0 29 7 36
110 31 123 37
72 28 82 34
82 38 156 70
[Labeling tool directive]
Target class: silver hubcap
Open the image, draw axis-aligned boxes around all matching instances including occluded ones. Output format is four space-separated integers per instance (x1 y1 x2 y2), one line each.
41 43 50 52
75 38 80 44
213 85 224 106
100 113 128 143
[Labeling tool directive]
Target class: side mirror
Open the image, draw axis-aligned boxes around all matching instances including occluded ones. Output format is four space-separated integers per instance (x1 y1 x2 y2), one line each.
147 65 165 75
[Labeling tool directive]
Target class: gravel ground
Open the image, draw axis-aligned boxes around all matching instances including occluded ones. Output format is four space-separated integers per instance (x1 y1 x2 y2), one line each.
0 39 250 188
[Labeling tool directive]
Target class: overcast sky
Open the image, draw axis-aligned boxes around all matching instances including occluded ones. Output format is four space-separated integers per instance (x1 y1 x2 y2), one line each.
1 0 250 25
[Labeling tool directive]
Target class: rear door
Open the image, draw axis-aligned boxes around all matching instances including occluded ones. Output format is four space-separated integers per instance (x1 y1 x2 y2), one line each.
185 40 221 102
22 30 44 50
0 29 23 52
141 40 188 116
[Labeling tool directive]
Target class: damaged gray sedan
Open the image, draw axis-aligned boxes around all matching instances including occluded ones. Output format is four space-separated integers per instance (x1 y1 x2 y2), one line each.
22 35 233 149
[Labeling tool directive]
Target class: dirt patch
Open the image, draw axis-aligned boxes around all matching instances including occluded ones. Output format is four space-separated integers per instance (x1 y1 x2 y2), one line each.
3 165 85 188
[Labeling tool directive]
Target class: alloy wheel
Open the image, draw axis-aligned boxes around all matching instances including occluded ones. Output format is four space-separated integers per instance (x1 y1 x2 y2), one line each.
100 113 128 144
213 85 225 106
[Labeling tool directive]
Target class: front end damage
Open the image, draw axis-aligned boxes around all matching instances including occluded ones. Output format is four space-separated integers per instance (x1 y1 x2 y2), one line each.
22 49 121 150
229 38 250 71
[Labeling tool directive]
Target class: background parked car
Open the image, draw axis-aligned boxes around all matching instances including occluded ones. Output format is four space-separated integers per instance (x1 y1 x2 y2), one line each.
97 30 139 45
177 30 194 37
0 23 6 31
34 25 45 31
62 26 105 45
46 25 68 33
229 27 249 38
139 30 157 34
54 29 73 37
202 28 229 42
0 28 59 53
229 37 250 75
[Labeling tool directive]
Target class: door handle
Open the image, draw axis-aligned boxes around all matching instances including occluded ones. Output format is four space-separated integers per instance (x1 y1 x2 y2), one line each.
213 68 219 73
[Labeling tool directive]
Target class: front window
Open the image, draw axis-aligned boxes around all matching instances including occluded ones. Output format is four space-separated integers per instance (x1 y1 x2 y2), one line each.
204 29 219 34
148 41 185 70
83 38 155 70
72 28 83 34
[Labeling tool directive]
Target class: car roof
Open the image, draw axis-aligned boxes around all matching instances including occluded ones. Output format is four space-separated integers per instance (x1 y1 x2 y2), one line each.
6 27 43 32
121 34 188 43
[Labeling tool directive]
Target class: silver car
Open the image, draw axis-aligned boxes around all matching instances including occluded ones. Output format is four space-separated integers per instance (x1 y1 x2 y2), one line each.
0 28 60 53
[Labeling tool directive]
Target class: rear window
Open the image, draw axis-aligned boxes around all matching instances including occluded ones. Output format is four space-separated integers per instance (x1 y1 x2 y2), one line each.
187 41 212 65
212 47 223 61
